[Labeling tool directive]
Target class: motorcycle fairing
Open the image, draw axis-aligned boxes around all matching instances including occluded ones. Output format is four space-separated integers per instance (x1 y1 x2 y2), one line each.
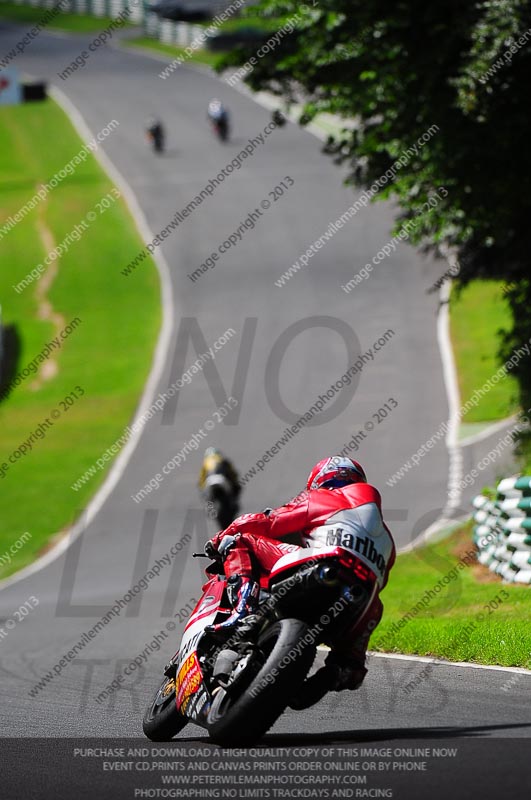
306 507 394 588
184 576 226 633
269 544 358 583
176 652 202 710
174 576 226 718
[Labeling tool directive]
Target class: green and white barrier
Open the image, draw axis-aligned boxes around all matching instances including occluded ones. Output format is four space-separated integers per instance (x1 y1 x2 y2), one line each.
144 12 206 47
473 476 531 584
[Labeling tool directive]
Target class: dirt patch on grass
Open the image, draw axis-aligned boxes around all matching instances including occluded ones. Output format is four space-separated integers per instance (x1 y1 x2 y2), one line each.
451 520 500 583
30 206 66 389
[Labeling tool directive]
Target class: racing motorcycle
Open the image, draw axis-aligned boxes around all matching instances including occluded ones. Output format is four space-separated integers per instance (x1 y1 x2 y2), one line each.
146 119 165 154
210 114 229 142
203 471 240 529
142 521 385 745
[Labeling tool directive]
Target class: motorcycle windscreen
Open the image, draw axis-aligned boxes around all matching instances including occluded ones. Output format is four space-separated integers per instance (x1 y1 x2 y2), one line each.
307 504 393 588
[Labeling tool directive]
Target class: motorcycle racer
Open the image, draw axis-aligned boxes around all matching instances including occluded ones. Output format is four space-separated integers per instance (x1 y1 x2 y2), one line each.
207 98 230 141
207 98 228 122
204 456 395 702
199 447 241 527
145 117 164 153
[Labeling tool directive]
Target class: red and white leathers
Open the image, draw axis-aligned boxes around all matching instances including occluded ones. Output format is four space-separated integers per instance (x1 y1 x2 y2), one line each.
212 482 396 667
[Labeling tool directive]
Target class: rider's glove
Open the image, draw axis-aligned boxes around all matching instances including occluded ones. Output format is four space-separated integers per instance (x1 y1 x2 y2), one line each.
204 539 219 560
204 532 240 560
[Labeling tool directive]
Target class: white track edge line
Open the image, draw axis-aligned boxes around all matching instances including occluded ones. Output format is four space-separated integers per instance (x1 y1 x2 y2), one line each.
0 85 175 593
317 645 531 674
396 278 463 553
366 650 531 675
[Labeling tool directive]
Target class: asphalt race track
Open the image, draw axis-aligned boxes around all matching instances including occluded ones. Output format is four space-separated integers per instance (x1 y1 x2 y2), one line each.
1 23 530 799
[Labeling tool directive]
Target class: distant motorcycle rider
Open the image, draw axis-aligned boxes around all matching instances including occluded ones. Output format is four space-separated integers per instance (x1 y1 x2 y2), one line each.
207 98 229 140
146 117 164 153
207 98 228 122
204 457 395 700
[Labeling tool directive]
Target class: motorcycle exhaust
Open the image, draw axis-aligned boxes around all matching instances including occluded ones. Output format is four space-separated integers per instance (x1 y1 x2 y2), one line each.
315 564 339 586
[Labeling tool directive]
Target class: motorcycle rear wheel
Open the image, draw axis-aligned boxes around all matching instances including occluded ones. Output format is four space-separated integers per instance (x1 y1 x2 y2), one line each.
143 676 187 741
207 617 315 746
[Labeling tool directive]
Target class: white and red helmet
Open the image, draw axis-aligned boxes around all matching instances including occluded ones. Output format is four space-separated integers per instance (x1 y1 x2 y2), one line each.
306 456 366 491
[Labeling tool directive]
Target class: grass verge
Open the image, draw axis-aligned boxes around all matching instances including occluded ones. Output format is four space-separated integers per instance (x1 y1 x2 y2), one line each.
373 522 531 669
0 99 160 579
450 279 519 424
125 36 222 68
0 1 132 33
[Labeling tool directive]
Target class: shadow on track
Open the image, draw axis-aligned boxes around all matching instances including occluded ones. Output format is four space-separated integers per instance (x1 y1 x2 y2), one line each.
176 721 531 745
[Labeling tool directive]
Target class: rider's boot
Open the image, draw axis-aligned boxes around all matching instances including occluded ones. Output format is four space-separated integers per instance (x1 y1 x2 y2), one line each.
289 652 367 710
205 576 259 636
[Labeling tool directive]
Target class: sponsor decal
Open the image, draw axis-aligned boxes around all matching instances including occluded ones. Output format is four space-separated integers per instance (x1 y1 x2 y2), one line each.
326 527 388 574
175 630 202 663
176 652 202 709
183 687 210 719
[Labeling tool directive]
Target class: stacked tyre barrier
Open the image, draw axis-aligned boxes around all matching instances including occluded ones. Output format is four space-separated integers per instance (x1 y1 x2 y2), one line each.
473 476 531 584
13 0 143 25
144 13 206 47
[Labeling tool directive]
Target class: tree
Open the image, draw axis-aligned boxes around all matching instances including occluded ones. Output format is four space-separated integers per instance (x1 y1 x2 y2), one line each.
219 0 531 429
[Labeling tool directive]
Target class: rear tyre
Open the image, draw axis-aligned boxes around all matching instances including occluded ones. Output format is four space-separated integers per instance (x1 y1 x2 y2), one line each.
143 677 187 741
207 618 315 746
211 487 237 528
218 119 229 142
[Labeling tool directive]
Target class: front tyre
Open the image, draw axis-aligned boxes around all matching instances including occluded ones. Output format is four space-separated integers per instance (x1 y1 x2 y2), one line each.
143 676 187 741
207 618 315 746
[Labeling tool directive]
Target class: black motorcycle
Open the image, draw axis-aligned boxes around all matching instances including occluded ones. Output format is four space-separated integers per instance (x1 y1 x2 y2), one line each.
146 121 165 154
203 471 239 529
211 113 229 142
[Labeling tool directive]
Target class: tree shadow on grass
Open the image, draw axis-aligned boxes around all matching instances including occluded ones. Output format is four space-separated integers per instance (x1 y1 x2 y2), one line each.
0 324 21 405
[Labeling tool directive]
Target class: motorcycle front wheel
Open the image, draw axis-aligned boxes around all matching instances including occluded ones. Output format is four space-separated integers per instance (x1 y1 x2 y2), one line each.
207 617 315 746
142 676 187 741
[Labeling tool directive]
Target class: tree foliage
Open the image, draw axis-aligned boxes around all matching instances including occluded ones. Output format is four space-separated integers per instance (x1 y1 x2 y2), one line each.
219 0 531 415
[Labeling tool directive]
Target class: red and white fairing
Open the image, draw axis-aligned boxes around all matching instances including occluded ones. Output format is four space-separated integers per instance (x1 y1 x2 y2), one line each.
272 505 394 589
172 577 225 716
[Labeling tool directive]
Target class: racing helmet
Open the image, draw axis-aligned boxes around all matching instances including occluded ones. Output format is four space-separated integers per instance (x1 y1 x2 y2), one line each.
204 447 221 458
208 98 223 113
306 456 366 490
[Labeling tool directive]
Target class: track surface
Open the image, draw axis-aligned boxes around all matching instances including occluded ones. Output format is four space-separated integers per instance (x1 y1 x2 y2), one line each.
1 24 529 769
